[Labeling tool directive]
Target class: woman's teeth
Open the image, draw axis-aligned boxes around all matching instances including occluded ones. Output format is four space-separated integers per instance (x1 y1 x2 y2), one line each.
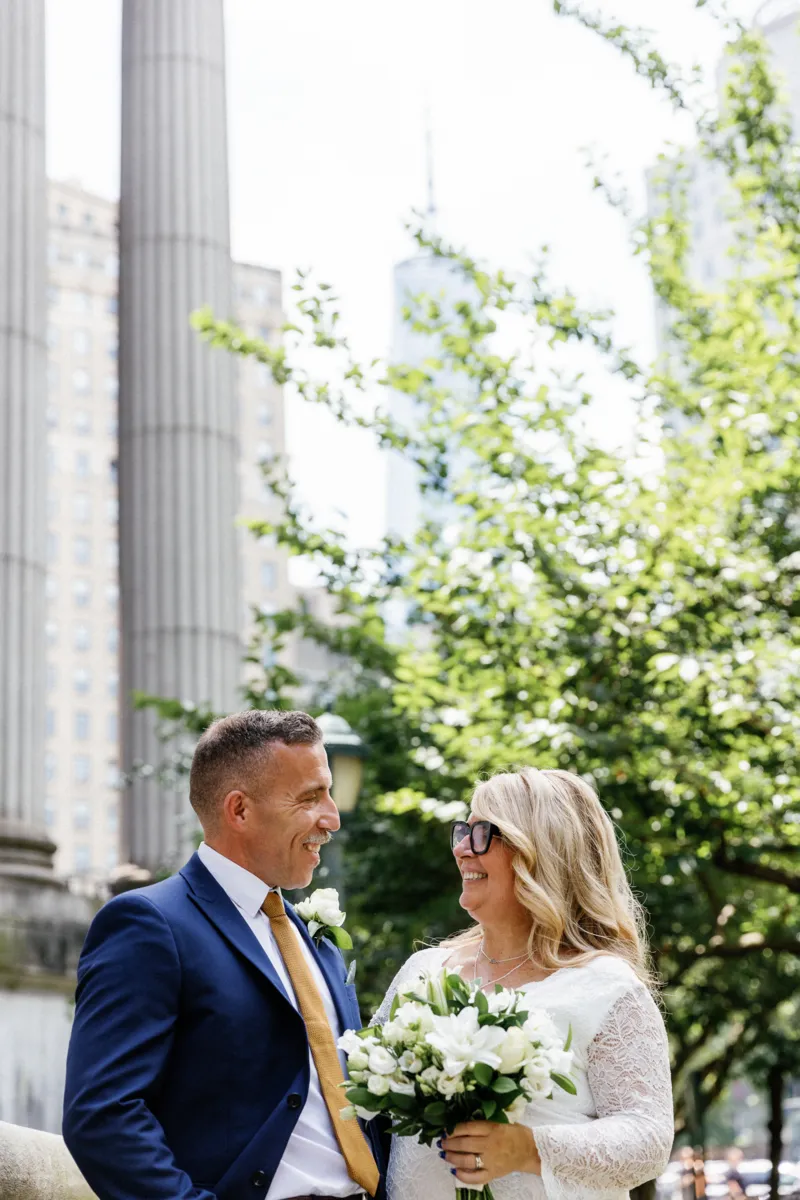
462 872 487 881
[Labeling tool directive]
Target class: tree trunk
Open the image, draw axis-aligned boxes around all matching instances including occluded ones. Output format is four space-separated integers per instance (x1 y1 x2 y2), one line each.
768 1062 784 1200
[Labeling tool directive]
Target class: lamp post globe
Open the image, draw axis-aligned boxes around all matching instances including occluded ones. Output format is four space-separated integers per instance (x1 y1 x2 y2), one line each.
316 713 366 814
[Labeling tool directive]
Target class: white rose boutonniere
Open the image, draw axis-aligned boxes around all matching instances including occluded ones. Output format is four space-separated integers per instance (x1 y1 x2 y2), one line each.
295 887 353 950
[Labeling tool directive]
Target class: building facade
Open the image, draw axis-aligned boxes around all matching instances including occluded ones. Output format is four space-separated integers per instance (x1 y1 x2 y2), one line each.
44 180 290 883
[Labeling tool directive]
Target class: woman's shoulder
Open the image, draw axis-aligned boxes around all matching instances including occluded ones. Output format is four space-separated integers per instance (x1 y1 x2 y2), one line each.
575 953 645 989
396 944 450 981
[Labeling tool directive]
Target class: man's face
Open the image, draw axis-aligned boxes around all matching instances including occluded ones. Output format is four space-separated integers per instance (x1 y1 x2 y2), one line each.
238 740 339 889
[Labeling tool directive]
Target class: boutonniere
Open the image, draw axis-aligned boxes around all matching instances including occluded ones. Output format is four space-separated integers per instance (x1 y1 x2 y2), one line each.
295 888 353 950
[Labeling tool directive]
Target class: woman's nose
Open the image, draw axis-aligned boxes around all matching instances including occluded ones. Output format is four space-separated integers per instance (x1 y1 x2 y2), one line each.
453 836 472 859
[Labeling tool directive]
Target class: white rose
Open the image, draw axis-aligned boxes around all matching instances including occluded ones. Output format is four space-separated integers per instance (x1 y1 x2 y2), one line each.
303 887 346 927
367 1073 391 1096
394 1001 434 1034
437 1073 465 1098
368 1046 397 1075
522 1010 559 1047
427 1008 506 1076
549 1048 574 1076
338 1029 365 1057
398 1050 424 1074
505 1094 530 1123
497 1025 530 1075
390 1074 417 1096
347 1050 370 1073
381 1020 405 1047
486 989 516 1016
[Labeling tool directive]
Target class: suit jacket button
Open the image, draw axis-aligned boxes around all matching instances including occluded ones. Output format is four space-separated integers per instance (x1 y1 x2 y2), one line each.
287 1092 302 1109
251 1170 268 1188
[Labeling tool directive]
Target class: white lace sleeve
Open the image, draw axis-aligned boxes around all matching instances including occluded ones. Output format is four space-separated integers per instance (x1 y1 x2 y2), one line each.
535 985 673 1198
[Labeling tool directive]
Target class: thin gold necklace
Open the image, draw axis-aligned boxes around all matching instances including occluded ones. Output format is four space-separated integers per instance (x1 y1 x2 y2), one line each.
473 945 532 988
479 937 529 966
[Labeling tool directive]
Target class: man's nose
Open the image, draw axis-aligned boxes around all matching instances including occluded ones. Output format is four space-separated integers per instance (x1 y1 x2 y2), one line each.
318 792 341 832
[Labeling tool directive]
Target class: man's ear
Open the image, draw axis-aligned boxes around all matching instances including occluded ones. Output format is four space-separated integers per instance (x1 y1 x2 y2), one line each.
220 789 248 831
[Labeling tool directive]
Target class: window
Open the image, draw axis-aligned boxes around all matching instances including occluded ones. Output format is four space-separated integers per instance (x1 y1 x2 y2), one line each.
74 410 92 435
73 578 91 606
44 799 56 828
74 250 89 270
106 762 121 789
47 447 58 476
73 369 91 394
73 492 91 523
46 404 59 428
107 415 118 438
255 364 270 388
105 254 119 278
45 574 58 601
46 663 57 691
107 626 119 653
257 405 272 427
46 532 59 562
106 295 118 314
260 562 277 591
254 286 269 305
73 667 91 694
47 326 59 350
48 286 59 307
74 536 91 565
71 291 91 313
74 803 91 830
45 620 58 645
256 441 273 463
107 497 119 523
107 803 119 832
83 211 93 228
105 375 118 396
110 459 118 484
45 752 57 782
107 713 118 743
73 329 91 355
106 582 119 607
107 540 119 567
47 494 59 521
57 203 68 220
107 672 119 698
73 755 91 784
107 848 119 869
75 711 91 740
45 709 56 737
74 624 90 651
48 363 59 391
107 337 118 360
74 844 91 873
258 324 271 341
75 451 90 477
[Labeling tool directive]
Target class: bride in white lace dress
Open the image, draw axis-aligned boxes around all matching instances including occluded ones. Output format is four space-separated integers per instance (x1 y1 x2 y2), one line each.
371 767 673 1200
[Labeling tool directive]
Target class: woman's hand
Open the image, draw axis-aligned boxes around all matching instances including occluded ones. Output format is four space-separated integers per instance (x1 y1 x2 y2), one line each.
440 1121 542 1185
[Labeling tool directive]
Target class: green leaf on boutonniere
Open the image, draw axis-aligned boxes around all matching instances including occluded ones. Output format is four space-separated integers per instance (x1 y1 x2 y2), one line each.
328 925 353 951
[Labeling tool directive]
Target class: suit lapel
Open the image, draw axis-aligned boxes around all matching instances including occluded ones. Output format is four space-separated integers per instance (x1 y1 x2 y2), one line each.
180 853 294 1010
286 901 355 1031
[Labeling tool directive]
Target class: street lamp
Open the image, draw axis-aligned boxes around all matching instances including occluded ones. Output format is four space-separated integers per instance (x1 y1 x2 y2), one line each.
316 713 367 906
316 712 366 813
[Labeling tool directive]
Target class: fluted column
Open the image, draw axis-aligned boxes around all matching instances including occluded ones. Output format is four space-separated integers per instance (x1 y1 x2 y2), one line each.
0 0 54 877
119 0 241 870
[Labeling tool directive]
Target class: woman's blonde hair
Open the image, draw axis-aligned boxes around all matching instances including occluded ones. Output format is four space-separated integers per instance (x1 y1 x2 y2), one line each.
444 767 653 988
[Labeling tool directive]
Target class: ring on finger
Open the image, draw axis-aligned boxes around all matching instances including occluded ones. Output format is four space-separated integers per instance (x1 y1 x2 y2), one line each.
474 1153 484 1170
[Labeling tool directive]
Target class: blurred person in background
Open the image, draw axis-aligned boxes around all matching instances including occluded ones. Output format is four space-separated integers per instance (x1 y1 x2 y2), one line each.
679 1145 707 1200
725 1148 746 1198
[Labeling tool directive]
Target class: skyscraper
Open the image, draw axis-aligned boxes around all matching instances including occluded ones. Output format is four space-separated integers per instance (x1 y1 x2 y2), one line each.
44 181 292 882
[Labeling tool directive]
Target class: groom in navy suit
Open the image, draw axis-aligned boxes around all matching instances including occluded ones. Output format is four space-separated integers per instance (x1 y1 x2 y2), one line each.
63 709 384 1200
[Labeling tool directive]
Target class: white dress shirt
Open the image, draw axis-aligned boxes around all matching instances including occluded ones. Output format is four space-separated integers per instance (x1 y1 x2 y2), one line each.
197 842 361 1200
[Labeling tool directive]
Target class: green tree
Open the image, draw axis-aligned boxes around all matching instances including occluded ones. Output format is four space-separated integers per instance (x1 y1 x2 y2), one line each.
145 2 800 1127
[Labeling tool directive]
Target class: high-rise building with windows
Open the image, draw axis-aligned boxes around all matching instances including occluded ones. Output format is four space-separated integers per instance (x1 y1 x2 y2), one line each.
44 180 291 883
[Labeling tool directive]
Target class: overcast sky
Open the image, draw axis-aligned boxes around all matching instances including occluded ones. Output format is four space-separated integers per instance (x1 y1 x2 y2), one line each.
45 0 759 546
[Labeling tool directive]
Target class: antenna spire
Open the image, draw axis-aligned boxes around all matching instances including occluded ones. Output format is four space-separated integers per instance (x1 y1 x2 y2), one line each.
424 103 437 229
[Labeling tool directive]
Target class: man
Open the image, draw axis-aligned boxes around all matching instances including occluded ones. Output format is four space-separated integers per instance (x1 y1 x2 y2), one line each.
63 709 383 1200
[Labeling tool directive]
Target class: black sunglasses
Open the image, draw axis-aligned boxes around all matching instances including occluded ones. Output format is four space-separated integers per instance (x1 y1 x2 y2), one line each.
450 820 502 855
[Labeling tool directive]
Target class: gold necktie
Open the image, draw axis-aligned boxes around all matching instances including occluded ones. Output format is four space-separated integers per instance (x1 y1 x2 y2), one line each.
262 891 380 1197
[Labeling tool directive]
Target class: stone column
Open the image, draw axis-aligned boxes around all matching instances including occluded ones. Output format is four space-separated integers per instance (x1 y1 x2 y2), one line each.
0 0 54 878
119 0 241 871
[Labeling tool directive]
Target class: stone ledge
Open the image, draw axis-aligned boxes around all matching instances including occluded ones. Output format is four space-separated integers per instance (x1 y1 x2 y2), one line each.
0 1121 95 1199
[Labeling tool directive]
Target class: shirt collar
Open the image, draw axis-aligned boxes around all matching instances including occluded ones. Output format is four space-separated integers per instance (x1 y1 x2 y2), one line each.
197 842 278 919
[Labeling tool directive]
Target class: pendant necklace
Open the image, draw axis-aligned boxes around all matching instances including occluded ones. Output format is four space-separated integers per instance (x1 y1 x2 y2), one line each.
479 937 529 966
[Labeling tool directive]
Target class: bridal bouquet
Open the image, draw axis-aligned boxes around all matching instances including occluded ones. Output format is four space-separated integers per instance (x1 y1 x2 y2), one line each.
338 964 575 1200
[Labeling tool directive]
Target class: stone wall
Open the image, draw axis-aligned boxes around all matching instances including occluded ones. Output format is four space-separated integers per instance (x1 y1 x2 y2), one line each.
0 1121 95 1199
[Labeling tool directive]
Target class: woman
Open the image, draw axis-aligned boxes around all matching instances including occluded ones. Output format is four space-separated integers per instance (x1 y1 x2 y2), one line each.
373 767 673 1200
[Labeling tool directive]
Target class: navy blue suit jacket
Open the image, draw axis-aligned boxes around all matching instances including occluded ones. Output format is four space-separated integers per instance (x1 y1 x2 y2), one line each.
63 852 385 1200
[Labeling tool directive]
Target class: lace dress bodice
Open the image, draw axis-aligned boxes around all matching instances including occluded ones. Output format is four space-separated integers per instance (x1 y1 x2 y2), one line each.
370 948 673 1200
